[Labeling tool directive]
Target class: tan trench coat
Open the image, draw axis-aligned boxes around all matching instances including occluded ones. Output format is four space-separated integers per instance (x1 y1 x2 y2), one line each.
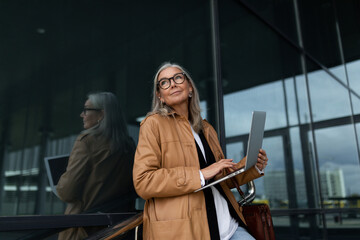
57 133 135 240
133 113 262 240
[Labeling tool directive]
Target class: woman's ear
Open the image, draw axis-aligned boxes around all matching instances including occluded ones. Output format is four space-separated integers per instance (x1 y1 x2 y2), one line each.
156 92 163 103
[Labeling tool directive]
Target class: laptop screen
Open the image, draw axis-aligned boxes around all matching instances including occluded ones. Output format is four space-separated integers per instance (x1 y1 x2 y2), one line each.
44 154 69 187
194 111 266 192
244 111 266 171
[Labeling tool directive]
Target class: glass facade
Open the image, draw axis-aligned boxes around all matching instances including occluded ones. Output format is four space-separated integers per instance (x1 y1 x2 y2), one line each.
0 0 360 239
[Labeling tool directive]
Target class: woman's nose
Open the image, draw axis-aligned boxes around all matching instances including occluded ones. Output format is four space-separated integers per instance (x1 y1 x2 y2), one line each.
169 78 176 88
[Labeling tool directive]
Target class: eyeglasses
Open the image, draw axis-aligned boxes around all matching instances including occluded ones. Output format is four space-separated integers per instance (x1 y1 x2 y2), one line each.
83 108 101 115
157 72 186 90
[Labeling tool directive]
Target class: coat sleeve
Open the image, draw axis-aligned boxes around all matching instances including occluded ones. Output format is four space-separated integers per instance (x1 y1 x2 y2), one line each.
205 123 263 188
133 118 201 200
219 155 263 189
56 138 91 203
229 163 262 188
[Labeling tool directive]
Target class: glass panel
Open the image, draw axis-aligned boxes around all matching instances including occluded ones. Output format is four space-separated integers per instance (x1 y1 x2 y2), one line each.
294 74 312 124
219 0 320 212
226 142 245 164
315 125 360 205
272 215 294 239
239 0 299 44
325 212 360 240
272 214 324 240
260 136 286 208
0 230 60 240
227 136 288 207
289 127 308 208
284 78 300 126
219 1 360 239
307 65 352 122
335 0 360 77
351 93 360 115
0 231 34 240
298 0 345 81
224 82 287 137
227 141 246 203
357 123 360 160
347 60 360 115
329 65 348 85
0 0 215 218
218 0 302 94
200 100 208 120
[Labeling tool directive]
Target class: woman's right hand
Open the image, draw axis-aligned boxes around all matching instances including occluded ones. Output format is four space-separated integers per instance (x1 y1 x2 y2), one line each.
200 159 237 180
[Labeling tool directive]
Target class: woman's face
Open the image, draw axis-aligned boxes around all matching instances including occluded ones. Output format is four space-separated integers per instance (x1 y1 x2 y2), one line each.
157 67 193 109
80 99 103 129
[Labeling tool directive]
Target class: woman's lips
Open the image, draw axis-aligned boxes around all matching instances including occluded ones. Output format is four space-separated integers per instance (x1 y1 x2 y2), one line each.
170 90 182 95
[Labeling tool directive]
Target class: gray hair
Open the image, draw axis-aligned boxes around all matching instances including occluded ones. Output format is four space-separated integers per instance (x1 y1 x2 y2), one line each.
148 62 203 133
82 92 134 153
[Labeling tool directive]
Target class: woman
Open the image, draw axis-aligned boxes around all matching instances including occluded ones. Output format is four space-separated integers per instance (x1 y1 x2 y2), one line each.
133 63 269 240
57 92 136 240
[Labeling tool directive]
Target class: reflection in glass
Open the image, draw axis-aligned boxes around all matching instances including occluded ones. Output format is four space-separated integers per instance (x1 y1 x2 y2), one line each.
226 142 244 164
325 212 360 232
224 82 287 137
289 127 304 171
347 60 360 115
294 75 312 124
284 78 300 126
289 127 308 208
351 93 360 115
239 0 298 44
0 0 215 217
200 100 207 120
347 60 360 96
227 136 289 208
315 124 360 205
218 1 360 239
227 142 245 203
357 124 360 160
271 214 325 239
307 68 352 122
298 0 344 81
257 136 285 207
327 64 347 85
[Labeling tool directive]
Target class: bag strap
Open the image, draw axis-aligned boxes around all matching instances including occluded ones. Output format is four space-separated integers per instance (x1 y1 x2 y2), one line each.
225 168 246 200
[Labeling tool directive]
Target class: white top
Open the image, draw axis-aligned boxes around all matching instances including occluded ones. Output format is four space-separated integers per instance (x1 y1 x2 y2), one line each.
191 127 238 240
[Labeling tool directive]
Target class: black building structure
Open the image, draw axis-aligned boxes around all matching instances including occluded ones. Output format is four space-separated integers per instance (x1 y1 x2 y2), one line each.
0 0 360 239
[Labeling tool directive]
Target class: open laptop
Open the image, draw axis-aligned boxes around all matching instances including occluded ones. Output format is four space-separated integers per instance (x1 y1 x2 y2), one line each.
194 111 266 192
44 154 69 197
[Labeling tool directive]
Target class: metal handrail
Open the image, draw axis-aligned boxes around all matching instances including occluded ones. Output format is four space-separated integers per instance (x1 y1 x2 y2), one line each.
0 212 137 231
238 180 256 206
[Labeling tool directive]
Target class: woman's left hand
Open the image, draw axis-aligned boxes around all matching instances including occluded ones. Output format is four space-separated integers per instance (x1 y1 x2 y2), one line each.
255 149 268 171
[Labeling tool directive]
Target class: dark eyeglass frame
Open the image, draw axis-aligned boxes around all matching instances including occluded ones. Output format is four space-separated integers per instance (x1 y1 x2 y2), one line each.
157 72 187 90
83 108 101 115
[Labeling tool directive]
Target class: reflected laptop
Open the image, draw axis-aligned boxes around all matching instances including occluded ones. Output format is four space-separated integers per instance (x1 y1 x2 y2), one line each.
195 111 266 192
44 154 69 197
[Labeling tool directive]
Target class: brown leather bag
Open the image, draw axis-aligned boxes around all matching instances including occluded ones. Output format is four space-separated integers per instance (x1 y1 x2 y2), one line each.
227 172 276 240
242 204 276 240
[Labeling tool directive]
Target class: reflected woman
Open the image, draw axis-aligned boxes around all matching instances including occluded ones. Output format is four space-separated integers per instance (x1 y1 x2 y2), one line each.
57 92 136 240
